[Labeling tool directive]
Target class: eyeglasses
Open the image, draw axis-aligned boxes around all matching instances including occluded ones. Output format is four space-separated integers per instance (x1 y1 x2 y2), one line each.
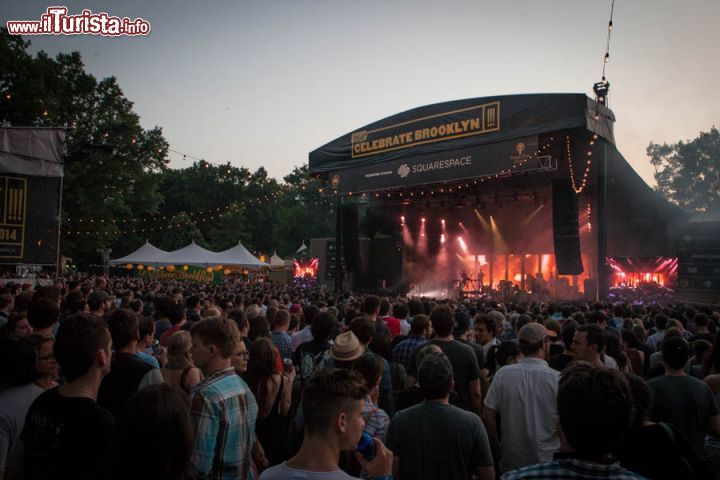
237 351 249 357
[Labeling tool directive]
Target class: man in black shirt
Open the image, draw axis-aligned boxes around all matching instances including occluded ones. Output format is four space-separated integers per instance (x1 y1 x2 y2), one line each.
293 311 337 384
386 352 494 480
407 305 482 415
689 313 716 345
548 320 577 372
18 315 115 480
98 308 163 416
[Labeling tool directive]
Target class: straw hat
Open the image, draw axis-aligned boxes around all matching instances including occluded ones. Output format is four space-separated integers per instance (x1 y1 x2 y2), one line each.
331 331 364 362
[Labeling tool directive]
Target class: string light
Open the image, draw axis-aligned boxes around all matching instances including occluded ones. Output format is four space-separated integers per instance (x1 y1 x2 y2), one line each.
592 0 616 108
66 185 291 226
63 178 324 238
328 140 553 200
587 202 592 232
566 135 593 194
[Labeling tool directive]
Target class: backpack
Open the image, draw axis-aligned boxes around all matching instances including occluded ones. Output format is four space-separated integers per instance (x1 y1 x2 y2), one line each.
298 346 330 383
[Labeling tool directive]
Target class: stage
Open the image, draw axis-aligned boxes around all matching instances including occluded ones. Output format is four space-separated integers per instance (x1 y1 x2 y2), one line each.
309 94 686 300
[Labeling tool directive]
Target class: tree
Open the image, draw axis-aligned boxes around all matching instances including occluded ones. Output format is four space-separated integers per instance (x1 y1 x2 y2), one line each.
648 127 720 213
0 29 338 265
152 212 205 251
0 28 168 264
273 165 335 256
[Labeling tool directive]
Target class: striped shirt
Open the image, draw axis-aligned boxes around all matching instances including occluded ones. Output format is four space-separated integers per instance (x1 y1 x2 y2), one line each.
189 367 258 480
501 459 647 479
363 396 389 441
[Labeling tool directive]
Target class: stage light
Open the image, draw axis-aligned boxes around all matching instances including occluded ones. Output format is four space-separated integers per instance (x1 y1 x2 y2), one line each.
417 215 427 255
441 219 445 226
440 233 446 244
457 236 468 254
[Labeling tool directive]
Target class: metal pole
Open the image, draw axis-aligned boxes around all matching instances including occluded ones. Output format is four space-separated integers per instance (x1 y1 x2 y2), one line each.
334 196 343 293
596 141 608 300
55 126 67 281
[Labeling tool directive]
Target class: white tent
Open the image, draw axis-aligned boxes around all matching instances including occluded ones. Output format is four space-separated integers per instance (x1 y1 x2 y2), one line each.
111 241 270 269
270 252 286 268
109 241 168 266
154 241 218 266
296 241 308 253
211 242 269 269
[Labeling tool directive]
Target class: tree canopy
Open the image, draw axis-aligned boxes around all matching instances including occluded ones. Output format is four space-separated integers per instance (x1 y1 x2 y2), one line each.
648 127 720 214
0 28 334 265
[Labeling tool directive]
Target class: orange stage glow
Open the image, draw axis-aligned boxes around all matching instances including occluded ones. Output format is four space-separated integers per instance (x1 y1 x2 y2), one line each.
293 258 319 278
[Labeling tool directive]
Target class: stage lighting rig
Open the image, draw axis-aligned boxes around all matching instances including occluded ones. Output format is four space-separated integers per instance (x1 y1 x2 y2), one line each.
593 79 610 105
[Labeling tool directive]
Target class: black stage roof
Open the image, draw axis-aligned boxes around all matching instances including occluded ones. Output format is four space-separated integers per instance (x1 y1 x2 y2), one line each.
309 93 614 189
309 93 687 258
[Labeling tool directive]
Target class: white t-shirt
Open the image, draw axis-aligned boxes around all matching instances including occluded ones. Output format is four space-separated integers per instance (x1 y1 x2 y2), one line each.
399 319 411 336
484 357 560 473
603 354 619 370
259 462 359 480
0 383 44 472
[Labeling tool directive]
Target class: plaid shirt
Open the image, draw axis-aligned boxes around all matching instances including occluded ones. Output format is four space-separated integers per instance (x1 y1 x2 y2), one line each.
189 367 258 480
500 459 647 480
393 335 427 370
271 331 293 360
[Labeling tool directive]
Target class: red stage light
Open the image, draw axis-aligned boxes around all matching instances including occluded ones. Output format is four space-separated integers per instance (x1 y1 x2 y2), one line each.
293 258 319 278
421 217 426 223
440 233 446 243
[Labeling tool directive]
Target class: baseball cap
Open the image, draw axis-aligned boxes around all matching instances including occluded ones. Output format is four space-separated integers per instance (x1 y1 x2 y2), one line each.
518 322 548 343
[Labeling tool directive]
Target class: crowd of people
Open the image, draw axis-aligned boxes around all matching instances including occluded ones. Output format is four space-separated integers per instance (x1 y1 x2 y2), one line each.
0 274 719 479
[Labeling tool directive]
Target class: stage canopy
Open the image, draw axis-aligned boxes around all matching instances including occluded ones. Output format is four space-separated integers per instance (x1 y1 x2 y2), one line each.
309 93 615 193
309 93 686 259
309 93 689 297
0 127 65 178
109 241 168 266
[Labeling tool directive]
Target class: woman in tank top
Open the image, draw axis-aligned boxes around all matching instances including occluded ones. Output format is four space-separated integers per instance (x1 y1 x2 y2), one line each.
161 330 202 395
